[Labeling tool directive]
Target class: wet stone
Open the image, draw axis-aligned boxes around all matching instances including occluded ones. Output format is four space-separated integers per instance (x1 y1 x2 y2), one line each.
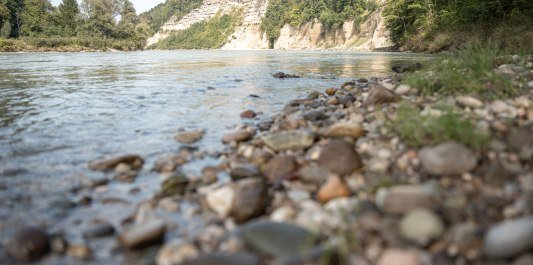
262 130 314 151
419 142 477 176
118 219 166 249
6 227 50 262
240 110 257 119
222 130 253 143
242 221 316 260
159 173 190 198
89 154 144 171
83 223 115 238
317 139 363 176
484 216 533 259
263 155 297 182
175 129 205 144
341 81 356 90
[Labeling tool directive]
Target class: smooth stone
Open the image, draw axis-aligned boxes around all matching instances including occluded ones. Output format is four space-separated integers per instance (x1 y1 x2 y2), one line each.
241 221 315 259
303 110 328 121
456 96 483 108
377 185 433 215
317 176 351 203
364 84 398 106
6 227 49 262
484 216 533 258
297 165 329 184
377 248 422 265
231 178 268 223
230 163 260 180
183 252 261 265
118 220 166 249
262 130 314 151
89 154 143 171
159 173 189 197
419 142 477 175
240 110 257 119
206 184 235 217
326 122 365 138
83 223 115 238
395 84 411 95
317 140 363 176
67 244 92 260
222 130 253 143
175 129 205 144
157 240 199 265
341 81 356 90
400 209 444 245
262 155 297 182
325 87 337 96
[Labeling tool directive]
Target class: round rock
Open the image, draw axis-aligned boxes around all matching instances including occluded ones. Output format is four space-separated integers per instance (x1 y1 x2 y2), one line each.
419 142 476 176
6 227 50 262
400 209 444 245
484 216 533 259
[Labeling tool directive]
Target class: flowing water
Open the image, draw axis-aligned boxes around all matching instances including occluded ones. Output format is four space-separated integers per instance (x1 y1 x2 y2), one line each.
0 50 429 263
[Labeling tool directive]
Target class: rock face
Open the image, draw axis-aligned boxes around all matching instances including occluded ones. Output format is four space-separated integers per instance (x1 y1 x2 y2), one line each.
147 0 392 51
484 216 533 259
6 227 50 262
419 142 477 176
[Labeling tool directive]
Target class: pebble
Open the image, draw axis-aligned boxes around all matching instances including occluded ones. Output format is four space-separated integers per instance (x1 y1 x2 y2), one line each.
6 227 50 262
297 165 329 184
89 154 144 171
206 184 235 217
400 209 444 245
222 130 253 143
262 155 296 182
456 96 483 108
484 216 533 258
241 221 315 259
230 163 260 179
157 240 199 265
118 219 166 249
377 185 434 215
303 110 328 121
317 175 351 203
262 130 314 151
175 129 205 144
317 139 363 175
183 252 261 265
377 248 422 265
240 110 257 119
231 178 268 223
67 244 92 260
83 223 115 238
326 122 365 138
419 142 477 175
159 173 189 197
395 84 411 95
364 84 398 106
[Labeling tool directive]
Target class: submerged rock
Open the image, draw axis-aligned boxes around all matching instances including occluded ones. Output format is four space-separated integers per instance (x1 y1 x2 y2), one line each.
262 130 314 151
6 227 50 262
240 110 257 119
391 62 422 73
89 154 144 171
484 216 533 259
241 221 315 259
175 129 205 144
272 72 300 79
419 142 477 176
317 139 363 176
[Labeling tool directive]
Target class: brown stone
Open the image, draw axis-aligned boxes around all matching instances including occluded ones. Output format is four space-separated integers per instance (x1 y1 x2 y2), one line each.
175 129 205 144
89 154 144 171
240 110 257 119
317 140 363 176
364 84 398 106
317 176 351 203
262 155 297 182
222 130 253 143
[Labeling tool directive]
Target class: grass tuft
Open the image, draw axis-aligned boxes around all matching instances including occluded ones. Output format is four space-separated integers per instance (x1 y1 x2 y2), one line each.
390 104 489 150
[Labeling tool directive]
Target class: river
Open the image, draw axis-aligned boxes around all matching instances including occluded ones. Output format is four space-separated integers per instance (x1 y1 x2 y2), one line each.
0 50 428 263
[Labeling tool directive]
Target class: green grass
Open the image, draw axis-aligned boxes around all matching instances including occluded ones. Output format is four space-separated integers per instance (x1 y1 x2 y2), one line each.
403 44 529 99
390 104 489 150
152 10 243 50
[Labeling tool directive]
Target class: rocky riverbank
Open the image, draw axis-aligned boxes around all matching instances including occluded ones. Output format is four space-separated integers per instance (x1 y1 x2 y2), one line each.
1 56 532 265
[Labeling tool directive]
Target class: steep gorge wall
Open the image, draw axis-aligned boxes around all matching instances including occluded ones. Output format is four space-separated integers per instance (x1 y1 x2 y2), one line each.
147 0 392 50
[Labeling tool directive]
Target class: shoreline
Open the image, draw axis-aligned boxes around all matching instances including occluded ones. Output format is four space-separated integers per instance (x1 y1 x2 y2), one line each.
2 55 532 264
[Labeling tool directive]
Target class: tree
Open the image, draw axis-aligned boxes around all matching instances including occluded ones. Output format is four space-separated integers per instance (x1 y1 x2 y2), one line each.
56 0 80 36
116 0 138 39
20 0 54 37
80 0 120 38
0 2 10 36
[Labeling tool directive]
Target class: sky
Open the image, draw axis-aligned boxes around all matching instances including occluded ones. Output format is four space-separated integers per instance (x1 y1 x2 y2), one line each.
51 0 166 14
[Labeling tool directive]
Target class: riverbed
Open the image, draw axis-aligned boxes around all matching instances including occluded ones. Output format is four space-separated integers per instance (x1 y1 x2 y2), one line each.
0 50 429 263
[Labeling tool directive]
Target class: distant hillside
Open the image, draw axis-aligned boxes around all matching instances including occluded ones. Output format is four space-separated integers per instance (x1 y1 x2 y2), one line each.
139 0 204 36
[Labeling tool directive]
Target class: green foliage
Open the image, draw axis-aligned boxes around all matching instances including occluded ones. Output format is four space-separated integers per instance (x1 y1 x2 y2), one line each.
138 0 203 37
20 0 54 37
404 44 527 99
152 10 242 50
56 0 80 36
0 36 143 51
383 0 533 50
390 104 489 150
261 0 378 48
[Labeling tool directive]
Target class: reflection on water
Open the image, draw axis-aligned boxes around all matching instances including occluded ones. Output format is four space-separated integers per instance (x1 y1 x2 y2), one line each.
0 50 430 236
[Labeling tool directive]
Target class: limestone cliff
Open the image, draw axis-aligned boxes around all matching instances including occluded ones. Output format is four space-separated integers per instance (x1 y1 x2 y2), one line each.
147 0 392 50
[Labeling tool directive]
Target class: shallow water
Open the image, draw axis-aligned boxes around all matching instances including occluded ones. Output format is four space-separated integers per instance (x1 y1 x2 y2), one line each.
0 50 429 261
